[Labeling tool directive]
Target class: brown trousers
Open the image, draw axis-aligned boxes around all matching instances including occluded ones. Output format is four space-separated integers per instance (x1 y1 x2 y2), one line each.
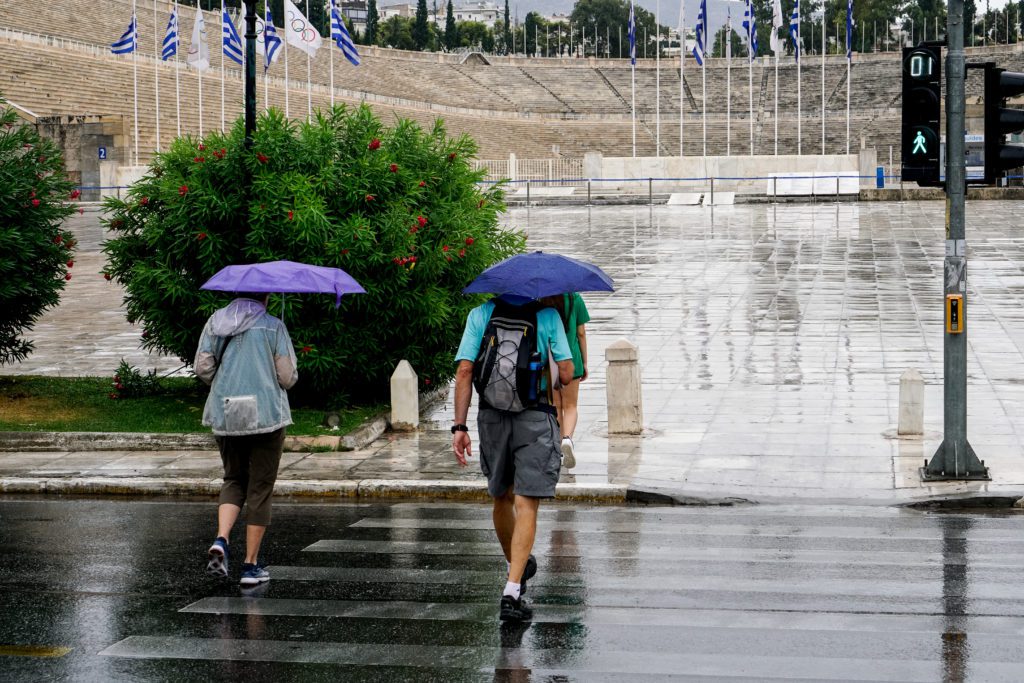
216 428 285 526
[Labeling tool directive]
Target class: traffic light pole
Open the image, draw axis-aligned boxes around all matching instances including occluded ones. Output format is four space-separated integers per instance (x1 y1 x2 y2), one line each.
921 0 990 481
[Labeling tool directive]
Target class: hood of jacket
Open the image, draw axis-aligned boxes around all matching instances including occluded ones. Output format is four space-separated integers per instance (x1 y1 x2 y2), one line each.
209 298 267 338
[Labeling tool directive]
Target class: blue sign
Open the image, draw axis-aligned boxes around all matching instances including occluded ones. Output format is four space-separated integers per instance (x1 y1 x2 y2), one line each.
98 146 107 160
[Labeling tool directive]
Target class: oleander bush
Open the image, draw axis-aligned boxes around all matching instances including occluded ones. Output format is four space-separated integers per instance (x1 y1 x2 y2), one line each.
103 105 523 403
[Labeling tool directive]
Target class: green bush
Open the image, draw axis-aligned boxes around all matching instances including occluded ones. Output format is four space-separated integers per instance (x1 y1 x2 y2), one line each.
0 100 77 365
103 105 523 404
111 359 164 399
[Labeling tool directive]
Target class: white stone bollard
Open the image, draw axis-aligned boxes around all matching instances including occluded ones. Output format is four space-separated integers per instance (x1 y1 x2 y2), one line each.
897 368 924 436
606 339 643 435
390 360 419 431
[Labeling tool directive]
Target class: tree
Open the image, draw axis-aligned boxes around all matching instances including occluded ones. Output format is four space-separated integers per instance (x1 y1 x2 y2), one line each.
524 11 540 56
504 0 512 53
380 15 416 49
366 0 379 44
711 23 744 58
413 0 430 50
445 0 458 50
103 106 523 404
570 0 660 60
0 100 76 365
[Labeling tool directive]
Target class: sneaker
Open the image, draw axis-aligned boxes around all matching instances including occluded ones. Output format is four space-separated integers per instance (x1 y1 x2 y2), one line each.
206 537 229 578
240 563 270 586
520 554 537 596
500 594 533 622
560 437 576 469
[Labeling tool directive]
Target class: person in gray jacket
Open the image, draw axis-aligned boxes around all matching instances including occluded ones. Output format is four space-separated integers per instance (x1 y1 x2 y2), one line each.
194 293 298 585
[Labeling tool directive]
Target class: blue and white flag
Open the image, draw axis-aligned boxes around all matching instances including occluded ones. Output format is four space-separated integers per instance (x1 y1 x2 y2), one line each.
222 8 243 65
263 10 283 71
627 1 636 65
846 0 854 60
789 0 800 62
162 8 178 60
111 13 137 54
331 2 361 66
742 0 758 60
692 0 706 65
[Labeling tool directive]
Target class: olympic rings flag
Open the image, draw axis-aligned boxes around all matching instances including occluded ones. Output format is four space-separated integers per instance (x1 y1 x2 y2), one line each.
283 0 322 57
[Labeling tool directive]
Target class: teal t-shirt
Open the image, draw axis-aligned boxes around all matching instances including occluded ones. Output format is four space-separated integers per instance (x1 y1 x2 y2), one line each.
455 301 572 365
562 293 591 378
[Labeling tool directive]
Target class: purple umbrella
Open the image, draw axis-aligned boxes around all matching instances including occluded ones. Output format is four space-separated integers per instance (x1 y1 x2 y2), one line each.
200 260 365 308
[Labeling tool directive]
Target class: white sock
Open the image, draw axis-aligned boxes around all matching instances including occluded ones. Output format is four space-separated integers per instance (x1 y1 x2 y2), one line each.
506 561 511 574
503 581 521 600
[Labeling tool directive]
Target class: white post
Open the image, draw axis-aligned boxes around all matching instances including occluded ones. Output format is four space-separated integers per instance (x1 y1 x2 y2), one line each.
390 360 419 431
154 0 161 152
606 340 643 435
656 0 661 156
898 368 924 436
821 15 825 155
132 1 139 165
174 1 181 138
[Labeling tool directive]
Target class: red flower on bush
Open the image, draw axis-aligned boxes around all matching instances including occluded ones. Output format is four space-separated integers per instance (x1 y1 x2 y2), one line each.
64 273 72 281
418 180 426 188
179 185 189 196
29 190 36 198
139 196 149 207
31 199 40 208
417 215 427 228
78 207 84 215
53 235 63 244
193 156 205 163
103 273 112 281
300 345 313 354
68 189 81 200
442 245 450 252
424 378 431 385
342 248 350 255
458 248 466 258
198 144 206 151
465 237 474 245
409 226 418 234
37 156 46 164
389 163 398 173
197 232 207 241
257 153 268 164
368 138 381 150
66 260 74 268
448 152 457 161
108 392 119 400
365 194 375 202
287 211 294 221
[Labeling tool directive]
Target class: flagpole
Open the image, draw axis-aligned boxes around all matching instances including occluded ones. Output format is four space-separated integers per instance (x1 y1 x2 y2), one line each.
154 0 161 152
330 1 335 107
727 12 732 156
748 3 754 155
821 15 825 155
221 0 226 132
702 50 706 157
175 1 181 137
846 35 851 154
774 55 778 154
284 24 290 118
656 0 661 156
132 2 139 165
631 54 636 157
680 2 685 158
797 18 801 155
305 0 311 123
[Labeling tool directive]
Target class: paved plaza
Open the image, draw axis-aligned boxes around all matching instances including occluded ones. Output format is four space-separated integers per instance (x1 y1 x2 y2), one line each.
9 201 1024 502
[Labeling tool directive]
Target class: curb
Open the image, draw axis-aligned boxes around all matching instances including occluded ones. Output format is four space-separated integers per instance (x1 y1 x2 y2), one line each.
0 476 628 503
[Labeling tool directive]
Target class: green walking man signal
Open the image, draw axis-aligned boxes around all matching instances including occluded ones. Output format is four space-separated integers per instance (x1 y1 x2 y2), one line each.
913 131 927 155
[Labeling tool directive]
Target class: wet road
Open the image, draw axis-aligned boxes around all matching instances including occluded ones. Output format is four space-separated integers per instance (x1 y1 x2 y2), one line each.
2 498 1024 681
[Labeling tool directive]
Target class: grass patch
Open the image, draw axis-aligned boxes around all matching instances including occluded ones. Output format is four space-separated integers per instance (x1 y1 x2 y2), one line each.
0 376 383 436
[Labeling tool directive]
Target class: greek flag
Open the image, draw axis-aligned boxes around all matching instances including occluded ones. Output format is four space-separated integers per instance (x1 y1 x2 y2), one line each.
222 9 243 65
111 13 137 54
162 9 178 60
742 0 758 60
331 2 361 66
789 0 800 62
627 1 636 65
846 0 854 60
692 0 706 65
263 10 283 71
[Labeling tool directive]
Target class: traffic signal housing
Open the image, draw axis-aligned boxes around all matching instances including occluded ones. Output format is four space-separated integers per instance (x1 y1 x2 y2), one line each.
901 45 942 186
983 65 1024 184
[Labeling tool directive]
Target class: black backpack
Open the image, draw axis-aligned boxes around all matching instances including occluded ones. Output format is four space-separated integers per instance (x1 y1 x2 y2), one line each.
472 300 543 413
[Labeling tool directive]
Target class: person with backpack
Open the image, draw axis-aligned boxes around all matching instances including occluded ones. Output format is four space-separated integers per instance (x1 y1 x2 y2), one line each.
541 293 590 469
194 293 298 586
451 294 574 621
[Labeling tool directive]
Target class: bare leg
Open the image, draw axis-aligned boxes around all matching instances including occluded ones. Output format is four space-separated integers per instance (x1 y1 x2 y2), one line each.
508 495 540 583
552 385 565 431
244 525 267 564
217 503 241 540
492 488 516 562
559 379 581 439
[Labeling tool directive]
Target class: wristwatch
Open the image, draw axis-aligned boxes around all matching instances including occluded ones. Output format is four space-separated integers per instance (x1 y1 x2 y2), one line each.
450 423 469 434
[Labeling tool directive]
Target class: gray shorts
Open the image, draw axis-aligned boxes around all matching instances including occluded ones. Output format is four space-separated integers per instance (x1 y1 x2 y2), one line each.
478 408 562 499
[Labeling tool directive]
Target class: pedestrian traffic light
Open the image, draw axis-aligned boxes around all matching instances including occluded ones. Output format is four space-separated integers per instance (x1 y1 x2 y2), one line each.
983 64 1024 184
901 45 942 186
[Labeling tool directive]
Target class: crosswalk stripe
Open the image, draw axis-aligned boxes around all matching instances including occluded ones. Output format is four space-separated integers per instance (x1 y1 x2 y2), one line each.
97 634 1018 681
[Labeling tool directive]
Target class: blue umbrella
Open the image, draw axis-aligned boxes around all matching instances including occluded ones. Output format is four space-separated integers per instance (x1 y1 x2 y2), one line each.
463 251 614 299
200 260 365 308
